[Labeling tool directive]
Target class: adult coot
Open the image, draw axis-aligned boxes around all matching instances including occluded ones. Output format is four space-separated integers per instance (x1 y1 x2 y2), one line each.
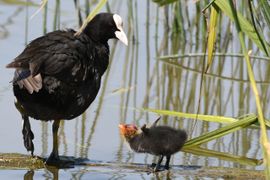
119 117 187 172
6 13 128 165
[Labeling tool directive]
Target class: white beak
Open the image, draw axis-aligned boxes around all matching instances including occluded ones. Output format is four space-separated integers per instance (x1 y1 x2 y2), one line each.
113 14 128 46
115 29 128 46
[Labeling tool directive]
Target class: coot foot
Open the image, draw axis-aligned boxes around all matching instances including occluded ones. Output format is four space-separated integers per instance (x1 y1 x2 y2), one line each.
150 155 171 171
164 155 171 170
45 120 61 166
150 163 156 168
45 154 75 168
22 115 34 156
164 165 170 170
153 155 164 172
45 151 60 165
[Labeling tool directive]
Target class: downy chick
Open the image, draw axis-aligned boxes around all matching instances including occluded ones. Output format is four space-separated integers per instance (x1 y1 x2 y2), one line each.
119 117 187 172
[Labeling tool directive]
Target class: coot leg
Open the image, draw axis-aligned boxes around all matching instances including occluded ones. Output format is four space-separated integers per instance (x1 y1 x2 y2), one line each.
22 115 34 156
164 155 171 170
46 120 60 165
154 155 164 172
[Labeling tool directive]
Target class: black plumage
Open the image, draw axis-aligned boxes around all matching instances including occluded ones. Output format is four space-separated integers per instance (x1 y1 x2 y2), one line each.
119 118 187 172
6 13 127 165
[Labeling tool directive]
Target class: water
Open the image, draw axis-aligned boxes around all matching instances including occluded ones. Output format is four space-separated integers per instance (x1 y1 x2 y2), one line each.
0 0 267 179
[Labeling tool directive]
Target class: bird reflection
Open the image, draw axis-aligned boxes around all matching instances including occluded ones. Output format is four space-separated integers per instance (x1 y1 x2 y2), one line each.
154 171 172 180
23 170 34 180
23 167 59 180
45 166 59 180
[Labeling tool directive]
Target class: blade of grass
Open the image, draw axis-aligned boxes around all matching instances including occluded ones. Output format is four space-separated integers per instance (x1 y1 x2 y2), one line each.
184 114 257 147
247 0 269 56
74 0 83 27
75 0 107 36
221 0 270 176
152 0 178 6
53 0 60 30
182 146 262 166
144 108 238 123
42 1 48 34
1 0 38 6
30 0 48 19
157 57 270 84
157 52 270 61
259 0 270 29
213 0 270 55
205 4 219 72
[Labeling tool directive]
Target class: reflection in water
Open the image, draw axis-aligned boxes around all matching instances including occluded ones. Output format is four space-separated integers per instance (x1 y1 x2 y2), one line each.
153 171 172 180
0 0 269 179
45 166 59 180
23 170 34 180
20 164 264 180
41 122 48 158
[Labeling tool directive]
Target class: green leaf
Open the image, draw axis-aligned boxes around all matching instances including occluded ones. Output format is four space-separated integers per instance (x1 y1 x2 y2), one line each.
144 108 237 123
226 0 270 177
184 114 257 147
75 0 108 36
152 0 178 6
0 0 38 6
30 0 48 19
213 0 270 55
157 52 270 61
206 4 219 72
259 0 270 29
182 146 262 166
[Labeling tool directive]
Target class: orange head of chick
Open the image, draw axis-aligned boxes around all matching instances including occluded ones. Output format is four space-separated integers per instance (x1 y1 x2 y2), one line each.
119 123 139 141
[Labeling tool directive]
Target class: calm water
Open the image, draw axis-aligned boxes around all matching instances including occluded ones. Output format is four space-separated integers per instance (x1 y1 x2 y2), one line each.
0 0 268 179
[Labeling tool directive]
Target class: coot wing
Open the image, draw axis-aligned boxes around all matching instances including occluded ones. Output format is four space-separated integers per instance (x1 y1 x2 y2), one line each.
150 116 161 128
6 30 95 93
7 30 93 75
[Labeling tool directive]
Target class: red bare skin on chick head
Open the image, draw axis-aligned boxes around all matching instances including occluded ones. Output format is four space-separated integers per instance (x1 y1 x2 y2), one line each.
119 124 138 140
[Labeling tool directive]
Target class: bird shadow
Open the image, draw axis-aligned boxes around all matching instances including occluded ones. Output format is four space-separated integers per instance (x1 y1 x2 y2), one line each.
43 156 90 169
144 163 201 174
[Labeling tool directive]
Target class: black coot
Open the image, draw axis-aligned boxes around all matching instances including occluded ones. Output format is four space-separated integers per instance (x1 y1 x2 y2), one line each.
6 12 128 165
119 117 187 172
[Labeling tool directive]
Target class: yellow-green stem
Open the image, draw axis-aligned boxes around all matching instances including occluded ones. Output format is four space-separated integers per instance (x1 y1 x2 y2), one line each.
225 0 270 177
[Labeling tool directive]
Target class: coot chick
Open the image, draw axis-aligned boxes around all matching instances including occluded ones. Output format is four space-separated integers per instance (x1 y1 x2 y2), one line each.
6 13 127 165
119 117 187 172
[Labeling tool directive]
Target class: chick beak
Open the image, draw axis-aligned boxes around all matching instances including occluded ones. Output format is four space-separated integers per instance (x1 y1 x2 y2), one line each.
118 124 125 129
119 124 127 136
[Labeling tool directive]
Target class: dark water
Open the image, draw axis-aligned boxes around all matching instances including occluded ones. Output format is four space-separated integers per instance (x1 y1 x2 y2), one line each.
0 0 267 179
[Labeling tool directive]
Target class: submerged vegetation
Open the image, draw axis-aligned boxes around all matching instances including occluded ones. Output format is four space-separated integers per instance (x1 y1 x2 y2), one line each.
1 0 270 178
